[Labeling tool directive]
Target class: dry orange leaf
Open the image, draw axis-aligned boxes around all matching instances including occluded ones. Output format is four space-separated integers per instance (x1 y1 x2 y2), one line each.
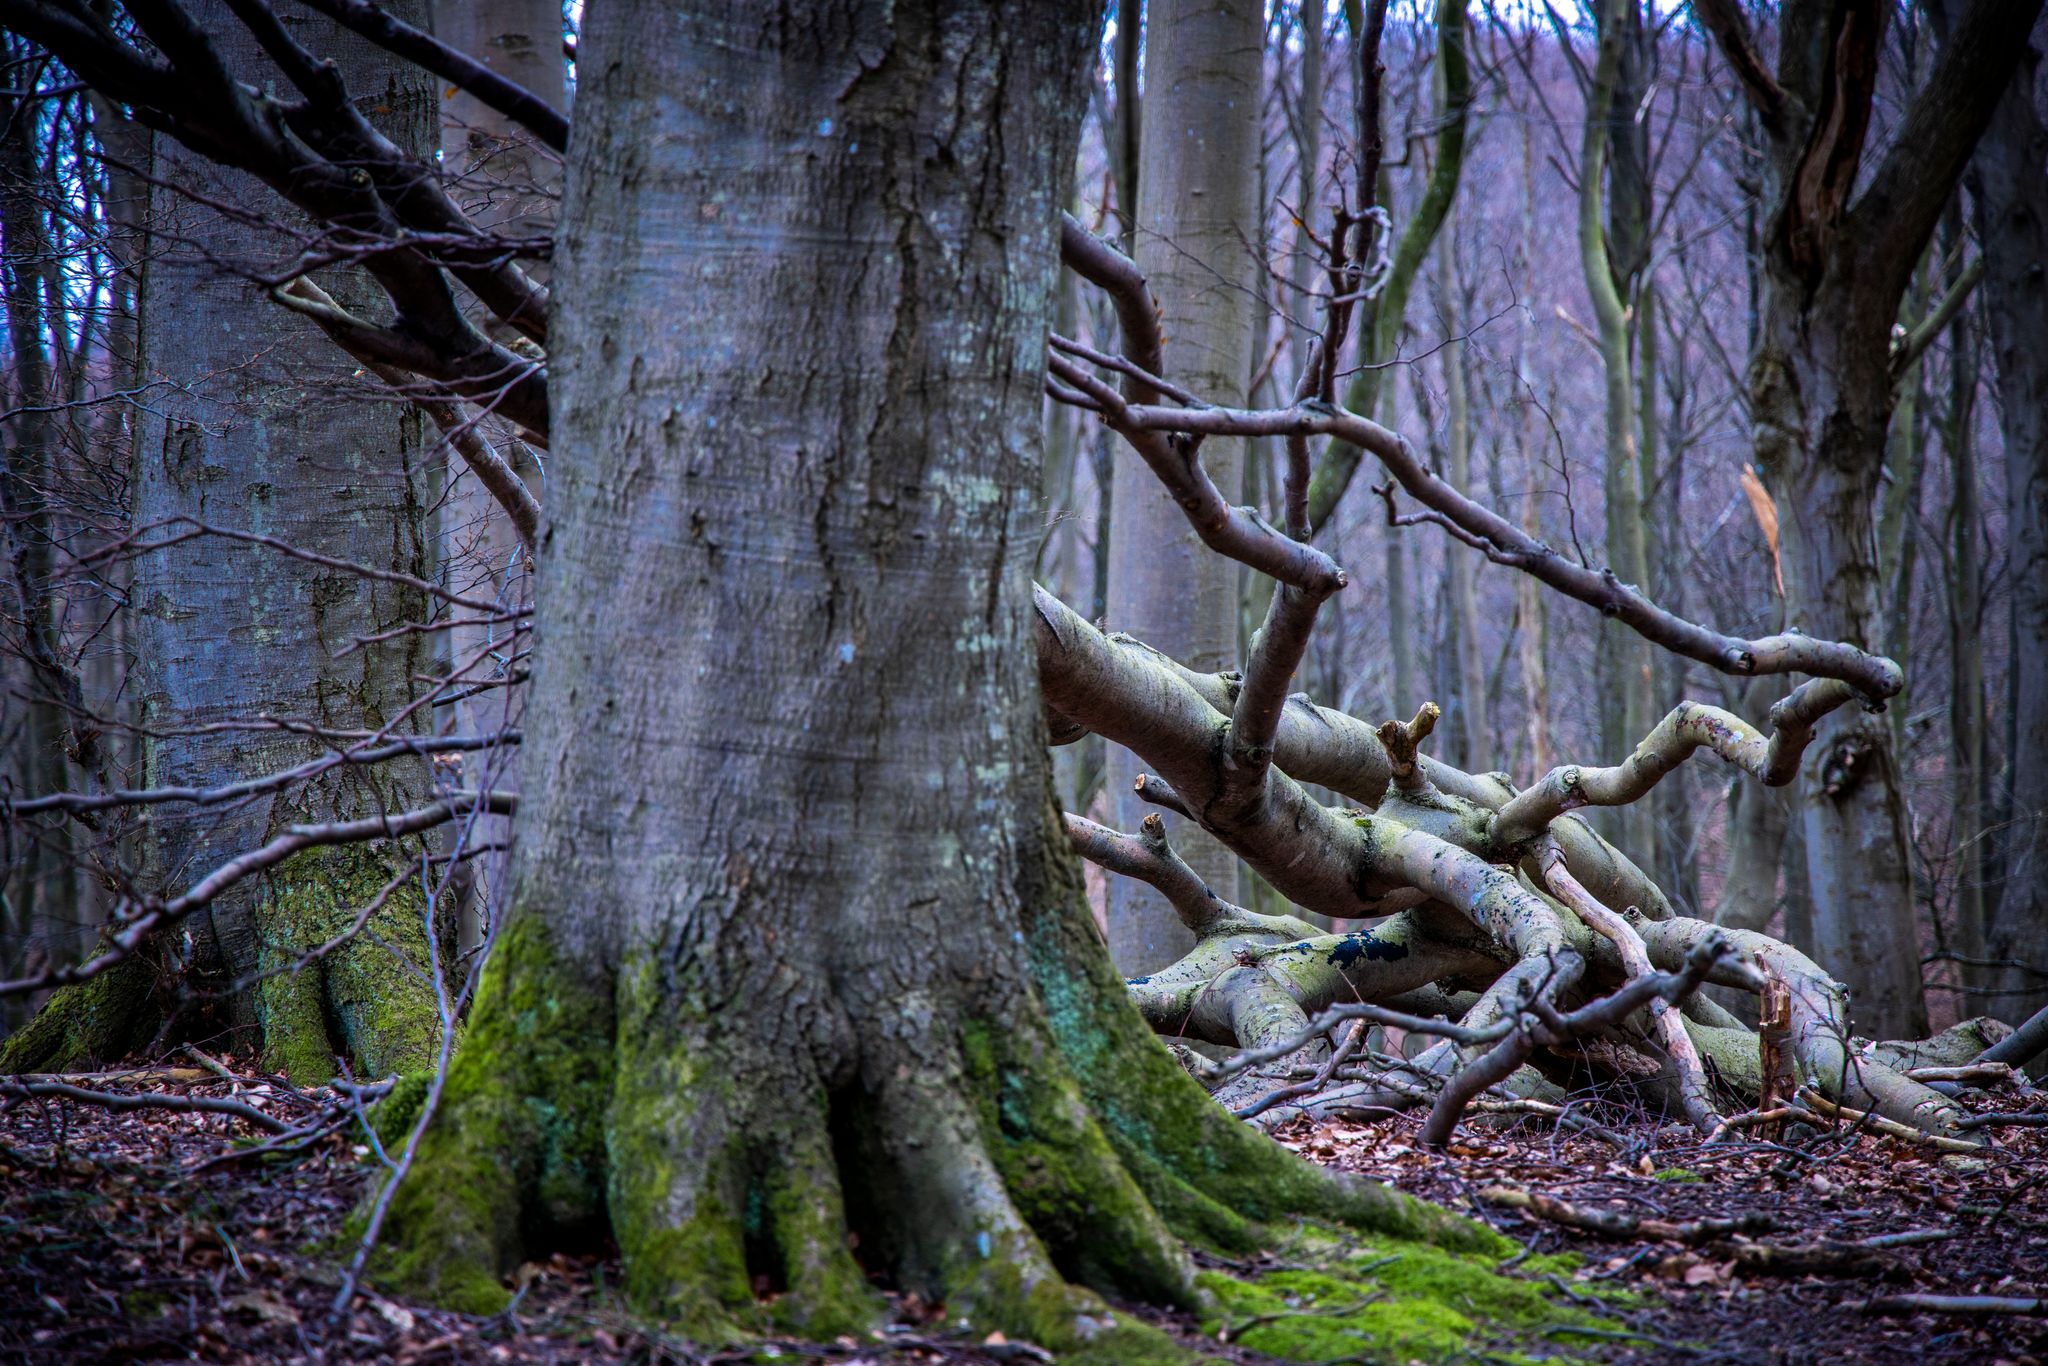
1739 463 1784 597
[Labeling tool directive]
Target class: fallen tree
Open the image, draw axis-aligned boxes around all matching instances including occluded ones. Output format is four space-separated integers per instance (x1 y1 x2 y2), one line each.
1042 213 2007 1148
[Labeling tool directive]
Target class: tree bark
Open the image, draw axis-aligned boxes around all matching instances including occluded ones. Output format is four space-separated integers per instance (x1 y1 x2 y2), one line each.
1712 0 2045 1037
430 0 564 951
1438 228 1486 771
4 5 446 1078
1968 36 2048 1034
1582 0 1656 869
383 0 1485 1337
1104 0 1261 972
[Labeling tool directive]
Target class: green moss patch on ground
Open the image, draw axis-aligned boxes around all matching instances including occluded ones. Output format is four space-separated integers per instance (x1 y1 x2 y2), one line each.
1197 1231 1620 1364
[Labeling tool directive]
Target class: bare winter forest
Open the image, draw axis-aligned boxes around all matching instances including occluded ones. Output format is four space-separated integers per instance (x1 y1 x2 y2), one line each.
2 1 2047 1362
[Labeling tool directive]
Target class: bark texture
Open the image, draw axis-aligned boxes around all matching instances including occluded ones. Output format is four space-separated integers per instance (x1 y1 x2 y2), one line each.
1104 0 1263 973
1968 37 2048 1034
2 5 443 1079
381 1 1488 1345
430 0 563 946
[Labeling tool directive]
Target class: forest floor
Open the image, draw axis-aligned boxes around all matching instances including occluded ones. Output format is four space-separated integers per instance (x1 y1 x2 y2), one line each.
3 1062 2046 1365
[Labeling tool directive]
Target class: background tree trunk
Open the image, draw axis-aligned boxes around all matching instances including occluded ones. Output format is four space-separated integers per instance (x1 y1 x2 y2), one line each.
1583 0 1656 869
430 0 564 952
3 4 445 1078
1968 39 2048 1035
1104 0 1261 972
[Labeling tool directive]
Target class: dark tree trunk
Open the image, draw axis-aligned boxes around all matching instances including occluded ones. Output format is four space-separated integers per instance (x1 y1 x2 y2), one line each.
1969 37 2048 1033
382 0 1484 1339
2 5 445 1078
0 73 87 1027
1724 0 2044 1037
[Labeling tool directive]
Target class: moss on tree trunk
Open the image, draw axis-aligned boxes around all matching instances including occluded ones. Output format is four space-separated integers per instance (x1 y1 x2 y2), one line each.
375 4 1508 1356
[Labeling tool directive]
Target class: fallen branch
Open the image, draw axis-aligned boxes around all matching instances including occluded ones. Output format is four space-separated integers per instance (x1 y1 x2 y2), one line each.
1795 1088 1986 1154
1863 1294 2045 1317
1 1077 292 1134
1479 1187 1781 1243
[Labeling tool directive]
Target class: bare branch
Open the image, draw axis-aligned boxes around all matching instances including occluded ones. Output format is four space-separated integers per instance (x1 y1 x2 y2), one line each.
1489 681 1860 848
1113 399 1904 698
291 0 569 153
0 792 516 998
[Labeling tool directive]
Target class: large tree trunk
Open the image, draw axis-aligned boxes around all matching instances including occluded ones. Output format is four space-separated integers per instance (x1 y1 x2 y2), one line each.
2 6 445 1078
1752 286 1927 1038
382 0 1483 1340
1969 37 2048 1034
1103 0 1261 972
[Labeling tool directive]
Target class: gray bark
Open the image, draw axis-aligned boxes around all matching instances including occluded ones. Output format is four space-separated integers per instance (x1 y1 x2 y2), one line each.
431 0 564 951
1968 38 2048 1032
1105 0 1261 972
388 0 1477 1328
474 0 1167 1314
102 5 444 1079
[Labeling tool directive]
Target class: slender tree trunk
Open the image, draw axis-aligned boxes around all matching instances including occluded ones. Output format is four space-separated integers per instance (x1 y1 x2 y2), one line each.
432 0 565 954
1939 235 1987 979
4 5 446 1077
1968 40 2048 1033
1439 230 1486 769
385 0 1480 1333
1104 0 1260 971
1515 113 1549 780
1645 288 1700 910
1582 0 1655 868
1111 0 1141 251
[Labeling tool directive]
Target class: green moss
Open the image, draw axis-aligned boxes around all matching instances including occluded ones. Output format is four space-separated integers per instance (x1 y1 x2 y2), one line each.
603 949 880 1343
759 1130 882 1339
371 909 614 1313
944 1252 1197 1365
0 950 159 1074
960 1017 1193 1306
366 1070 433 1152
1196 1236 1612 1364
256 956 335 1085
253 844 440 1084
1018 835 1503 1258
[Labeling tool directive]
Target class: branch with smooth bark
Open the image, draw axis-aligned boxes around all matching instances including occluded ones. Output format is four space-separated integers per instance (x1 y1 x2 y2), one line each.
1535 838 1721 1137
1488 681 1861 849
1063 812 1259 939
1095 396 1905 700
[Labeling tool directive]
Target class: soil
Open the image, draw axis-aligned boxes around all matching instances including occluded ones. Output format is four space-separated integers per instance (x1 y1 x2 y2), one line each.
4 1062 2044 1364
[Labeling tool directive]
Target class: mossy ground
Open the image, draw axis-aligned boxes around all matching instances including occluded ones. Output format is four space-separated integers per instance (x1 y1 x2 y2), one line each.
1197 1232 1621 1364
